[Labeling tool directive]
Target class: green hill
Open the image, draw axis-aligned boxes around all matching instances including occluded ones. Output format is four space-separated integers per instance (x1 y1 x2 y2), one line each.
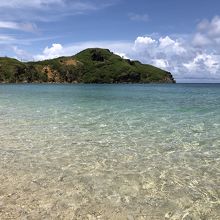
0 48 175 83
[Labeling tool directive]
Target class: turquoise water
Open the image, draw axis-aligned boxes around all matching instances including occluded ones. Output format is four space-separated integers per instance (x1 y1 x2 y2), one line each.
0 84 219 219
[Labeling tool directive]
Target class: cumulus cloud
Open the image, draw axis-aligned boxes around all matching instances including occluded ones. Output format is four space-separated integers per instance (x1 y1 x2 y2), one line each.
193 33 211 46
34 43 64 60
183 53 219 74
133 35 186 58
193 16 220 47
152 59 169 69
125 17 220 82
159 36 186 55
131 34 220 81
203 16 220 37
134 36 156 46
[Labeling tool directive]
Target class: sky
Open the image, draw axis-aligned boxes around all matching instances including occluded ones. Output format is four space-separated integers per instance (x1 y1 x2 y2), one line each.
1 0 220 82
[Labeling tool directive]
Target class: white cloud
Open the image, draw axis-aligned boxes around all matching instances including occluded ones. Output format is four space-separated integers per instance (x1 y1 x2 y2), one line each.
0 0 117 22
115 52 129 59
0 0 103 10
193 33 211 46
159 36 174 48
0 0 64 8
134 36 156 46
131 34 220 81
0 21 37 32
206 16 220 37
35 43 64 60
133 36 157 56
152 59 169 69
0 35 14 42
193 16 220 47
11 46 32 61
183 53 219 74
129 13 149 22
184 16 220 81
159 36 186 55
197 19 209 31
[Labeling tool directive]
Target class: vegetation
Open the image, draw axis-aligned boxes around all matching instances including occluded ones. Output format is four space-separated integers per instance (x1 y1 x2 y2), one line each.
0 48 175 83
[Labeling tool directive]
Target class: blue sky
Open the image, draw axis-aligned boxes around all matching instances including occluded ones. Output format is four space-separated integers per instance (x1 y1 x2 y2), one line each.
1 0 220 82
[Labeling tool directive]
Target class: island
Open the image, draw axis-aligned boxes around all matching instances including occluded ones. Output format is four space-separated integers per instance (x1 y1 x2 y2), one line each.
0 48 175 83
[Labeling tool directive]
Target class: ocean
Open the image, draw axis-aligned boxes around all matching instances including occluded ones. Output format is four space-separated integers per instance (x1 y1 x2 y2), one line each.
0 84 219 219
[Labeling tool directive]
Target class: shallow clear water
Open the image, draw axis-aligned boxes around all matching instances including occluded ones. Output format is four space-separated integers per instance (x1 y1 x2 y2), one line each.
0 84 219 220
